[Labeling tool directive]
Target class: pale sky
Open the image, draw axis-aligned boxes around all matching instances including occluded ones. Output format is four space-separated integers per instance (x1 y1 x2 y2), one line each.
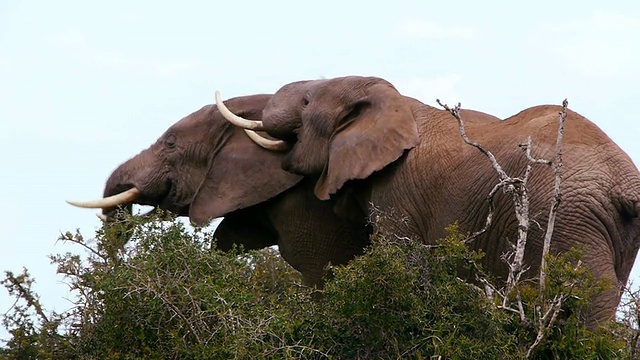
1 1 639 341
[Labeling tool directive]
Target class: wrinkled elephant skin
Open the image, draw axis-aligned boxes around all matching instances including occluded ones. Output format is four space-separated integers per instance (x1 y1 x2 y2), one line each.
252 76 640 327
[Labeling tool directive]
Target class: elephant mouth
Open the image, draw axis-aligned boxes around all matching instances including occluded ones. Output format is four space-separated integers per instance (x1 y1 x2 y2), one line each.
120 181 189 220
103 205 179 223
67 180 188 222
155 185 190 217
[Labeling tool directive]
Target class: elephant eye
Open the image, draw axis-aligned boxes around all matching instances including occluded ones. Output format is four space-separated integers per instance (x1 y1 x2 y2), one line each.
165 134 177 148
302 91 311 107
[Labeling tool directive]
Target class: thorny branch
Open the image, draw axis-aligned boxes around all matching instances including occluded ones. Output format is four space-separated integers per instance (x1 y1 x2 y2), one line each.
438 98 567 358
57 230 106 261
2 269 50 324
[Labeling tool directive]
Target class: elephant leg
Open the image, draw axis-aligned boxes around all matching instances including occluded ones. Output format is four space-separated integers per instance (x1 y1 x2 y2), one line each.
268 181 371 288
213 207 278 252
300 270 325 289
546 218 622 328
579 252 621 329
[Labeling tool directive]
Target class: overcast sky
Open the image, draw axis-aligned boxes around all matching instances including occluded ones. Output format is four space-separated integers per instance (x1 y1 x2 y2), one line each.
1 0 639 341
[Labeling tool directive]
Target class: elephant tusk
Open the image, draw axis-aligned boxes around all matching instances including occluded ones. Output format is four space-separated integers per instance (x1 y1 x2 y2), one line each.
96 213 108 221
244 129 290 152
66 187 140 209
215 90 289 151
215 90 265 131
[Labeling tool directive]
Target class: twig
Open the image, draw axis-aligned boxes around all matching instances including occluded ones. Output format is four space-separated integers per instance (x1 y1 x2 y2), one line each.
527 294 563 357
463 178 522 243
3 270 50 323
437 100 510 181
521 136 552 165
57 231 106 261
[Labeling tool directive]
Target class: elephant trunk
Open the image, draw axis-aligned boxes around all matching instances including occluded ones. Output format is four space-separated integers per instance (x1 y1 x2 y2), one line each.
66 149 154 218
100 154 150 220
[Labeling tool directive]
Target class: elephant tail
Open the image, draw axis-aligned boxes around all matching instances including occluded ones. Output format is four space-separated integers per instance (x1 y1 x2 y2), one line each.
618 195 639 222
617 190 640 251
608 189 640 285
614 192 640 239
611 165 640 229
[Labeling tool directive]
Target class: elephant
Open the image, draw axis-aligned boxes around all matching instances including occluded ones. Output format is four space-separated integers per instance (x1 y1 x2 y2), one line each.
217 75 640 327
67 94 370 287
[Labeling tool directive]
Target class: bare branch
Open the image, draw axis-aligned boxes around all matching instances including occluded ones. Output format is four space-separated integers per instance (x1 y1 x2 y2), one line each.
539 99 567 297
463 177 524 243
520 136 552 165
437 99 512 181
439 98 569 356
527 294 567 357
438 99 533 322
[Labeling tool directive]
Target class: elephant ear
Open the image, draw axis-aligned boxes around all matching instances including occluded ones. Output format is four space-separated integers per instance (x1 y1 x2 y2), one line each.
315 83 419 199
189 127 303 226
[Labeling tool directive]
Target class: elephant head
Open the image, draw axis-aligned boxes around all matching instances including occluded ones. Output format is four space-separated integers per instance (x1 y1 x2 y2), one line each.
216 76 421 201
68 94 301 225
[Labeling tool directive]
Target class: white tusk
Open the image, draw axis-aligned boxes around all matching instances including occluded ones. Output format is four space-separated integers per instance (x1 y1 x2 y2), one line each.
96 213 108 221
215 90 265 130
66 187 140 209
244 129 290 152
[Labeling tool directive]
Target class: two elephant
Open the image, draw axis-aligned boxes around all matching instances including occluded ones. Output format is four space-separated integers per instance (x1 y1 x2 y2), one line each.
69 76 640 327
68 94 369 286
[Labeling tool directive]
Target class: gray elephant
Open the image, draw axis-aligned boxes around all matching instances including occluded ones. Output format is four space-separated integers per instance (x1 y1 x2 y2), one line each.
217 75 640 327
67 94 370 286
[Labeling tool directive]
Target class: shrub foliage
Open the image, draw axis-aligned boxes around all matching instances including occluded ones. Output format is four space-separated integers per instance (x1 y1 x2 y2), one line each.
2 214 639 359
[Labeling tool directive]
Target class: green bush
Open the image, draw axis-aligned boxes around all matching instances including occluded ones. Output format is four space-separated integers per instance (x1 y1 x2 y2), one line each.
513 248 625 359
296 225 518 359
2 215 638 359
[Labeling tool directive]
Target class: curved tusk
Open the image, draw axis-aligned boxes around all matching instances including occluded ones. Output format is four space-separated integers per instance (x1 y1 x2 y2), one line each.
244 129 290 152
96 213 108 221
66 187 140 209
215 90 265 130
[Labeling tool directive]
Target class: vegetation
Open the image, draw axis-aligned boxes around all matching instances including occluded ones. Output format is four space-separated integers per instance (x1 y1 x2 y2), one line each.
2 213 640 359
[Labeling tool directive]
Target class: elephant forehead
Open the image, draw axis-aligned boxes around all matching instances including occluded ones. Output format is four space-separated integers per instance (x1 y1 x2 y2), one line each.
167 105 226 137
268 80 316 105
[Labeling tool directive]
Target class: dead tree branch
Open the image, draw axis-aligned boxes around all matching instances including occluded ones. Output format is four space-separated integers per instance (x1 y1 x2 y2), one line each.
438 98 567 358
539 99 567 297
437 100 510 180
527 259 579 357
437 99 531 299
